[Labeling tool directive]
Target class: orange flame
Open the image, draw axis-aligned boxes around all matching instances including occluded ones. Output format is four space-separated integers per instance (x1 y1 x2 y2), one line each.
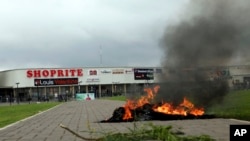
122 85 160 120
122 85 204 120
154 97 204 116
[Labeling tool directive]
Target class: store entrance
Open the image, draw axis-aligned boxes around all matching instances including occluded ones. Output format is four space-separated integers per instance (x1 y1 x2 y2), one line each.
0 88 14 103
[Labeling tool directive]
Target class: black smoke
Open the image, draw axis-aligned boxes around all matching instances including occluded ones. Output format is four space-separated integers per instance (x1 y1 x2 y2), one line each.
157 0 250 109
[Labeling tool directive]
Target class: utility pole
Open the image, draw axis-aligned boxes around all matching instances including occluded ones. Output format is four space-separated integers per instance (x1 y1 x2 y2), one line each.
99 45 102 67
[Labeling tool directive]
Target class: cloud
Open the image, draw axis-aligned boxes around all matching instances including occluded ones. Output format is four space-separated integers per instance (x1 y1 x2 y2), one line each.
0 0 188 71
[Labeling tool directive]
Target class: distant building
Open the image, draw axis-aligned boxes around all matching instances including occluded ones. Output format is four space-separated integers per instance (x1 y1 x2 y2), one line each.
1 65 250 103
0 67 162 102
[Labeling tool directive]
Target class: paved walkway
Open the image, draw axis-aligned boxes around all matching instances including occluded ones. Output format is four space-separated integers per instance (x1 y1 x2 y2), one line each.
0 100 249 141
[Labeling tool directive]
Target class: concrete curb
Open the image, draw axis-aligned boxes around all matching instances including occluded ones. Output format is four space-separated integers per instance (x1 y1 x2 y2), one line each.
229 118 250 124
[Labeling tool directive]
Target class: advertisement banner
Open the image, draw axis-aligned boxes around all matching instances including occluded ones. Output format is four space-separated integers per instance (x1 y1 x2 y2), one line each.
125 69 133 74
86 78 100 82
213 69 231 80
76 93 95 101
134 68 154 80
155 68 163 73
216 69 230 77
100 69 112 74
34 78 78 86
112 69 124 74
88 70 98 75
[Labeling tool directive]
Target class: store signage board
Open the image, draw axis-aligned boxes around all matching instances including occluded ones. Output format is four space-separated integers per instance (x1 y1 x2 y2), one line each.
134 68 154 80
27 69 83 78
34 78 78 86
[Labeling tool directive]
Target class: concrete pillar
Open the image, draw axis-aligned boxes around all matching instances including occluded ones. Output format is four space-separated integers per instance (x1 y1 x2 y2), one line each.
13 88 16 100
59 86 61 95
78 85 80 93
124 84 127 96
72 86 75 99
29 88 32 97
86 85 88 93
99 84 101 98
112 84 114 96
44 87 47 97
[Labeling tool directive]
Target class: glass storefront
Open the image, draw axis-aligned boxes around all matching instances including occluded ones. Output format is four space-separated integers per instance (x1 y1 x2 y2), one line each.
0 84 142 103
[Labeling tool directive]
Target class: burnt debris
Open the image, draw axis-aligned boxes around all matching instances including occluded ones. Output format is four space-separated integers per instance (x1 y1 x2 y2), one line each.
101 104 215 123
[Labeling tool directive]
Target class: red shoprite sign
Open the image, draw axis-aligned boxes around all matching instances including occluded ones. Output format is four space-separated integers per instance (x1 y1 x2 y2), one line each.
27 69 83 78
34 78 78 86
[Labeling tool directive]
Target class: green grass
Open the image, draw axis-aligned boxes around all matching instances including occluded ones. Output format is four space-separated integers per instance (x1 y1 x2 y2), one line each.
61 122 214 141
105 90 250 121
102 96 127 101
0 102 60 128
101 123 214 141
207 90 250 121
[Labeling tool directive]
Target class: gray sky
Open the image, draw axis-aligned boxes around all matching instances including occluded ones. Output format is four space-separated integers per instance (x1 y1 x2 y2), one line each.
0 0 188 71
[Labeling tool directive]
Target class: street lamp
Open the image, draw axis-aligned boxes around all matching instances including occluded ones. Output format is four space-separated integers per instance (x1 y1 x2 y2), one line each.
16 82 20 104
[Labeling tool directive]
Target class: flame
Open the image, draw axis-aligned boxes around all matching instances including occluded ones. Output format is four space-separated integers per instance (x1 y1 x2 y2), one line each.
153 97 204 116
122 85 204 120
122 85 160 120
123 105 132 120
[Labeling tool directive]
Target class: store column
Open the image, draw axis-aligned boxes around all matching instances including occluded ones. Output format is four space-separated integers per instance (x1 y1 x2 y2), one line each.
59 86 61 95
111 84 114 97
99 84 101 98
72 86 75 99
44 87 47 100
29 88 32 98
13 87 16 103
124 84 127 96
86 85 88 93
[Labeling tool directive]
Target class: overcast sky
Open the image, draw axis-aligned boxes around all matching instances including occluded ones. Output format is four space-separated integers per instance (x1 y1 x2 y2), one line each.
0 0 189 71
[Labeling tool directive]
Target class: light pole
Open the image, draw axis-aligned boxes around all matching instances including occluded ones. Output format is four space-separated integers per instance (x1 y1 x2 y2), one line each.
16 82 20 104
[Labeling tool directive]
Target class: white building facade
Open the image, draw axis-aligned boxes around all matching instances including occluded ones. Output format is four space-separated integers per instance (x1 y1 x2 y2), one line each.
1 65 250 103
0 67 162 102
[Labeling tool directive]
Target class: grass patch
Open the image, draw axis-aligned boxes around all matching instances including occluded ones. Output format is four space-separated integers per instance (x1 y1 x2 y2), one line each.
0 102 60 128
61 122 214 141
207 90 250 121
102 96 127 101
102 123 214 141
104 90 250 121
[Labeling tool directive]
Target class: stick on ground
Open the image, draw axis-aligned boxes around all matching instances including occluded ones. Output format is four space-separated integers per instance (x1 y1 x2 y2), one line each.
59 124 101 141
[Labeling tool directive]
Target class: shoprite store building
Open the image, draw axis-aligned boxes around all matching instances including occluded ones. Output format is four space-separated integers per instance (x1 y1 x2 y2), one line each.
0 67 162 102
1 65 250 102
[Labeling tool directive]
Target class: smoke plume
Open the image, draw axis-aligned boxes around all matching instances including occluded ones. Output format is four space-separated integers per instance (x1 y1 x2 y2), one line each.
157 0 250 109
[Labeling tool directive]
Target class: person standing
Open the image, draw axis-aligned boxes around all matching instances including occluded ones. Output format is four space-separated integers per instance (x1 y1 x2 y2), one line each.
85 94 91 100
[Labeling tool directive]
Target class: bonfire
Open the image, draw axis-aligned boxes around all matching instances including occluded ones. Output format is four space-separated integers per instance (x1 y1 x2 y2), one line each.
102 85 213 122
